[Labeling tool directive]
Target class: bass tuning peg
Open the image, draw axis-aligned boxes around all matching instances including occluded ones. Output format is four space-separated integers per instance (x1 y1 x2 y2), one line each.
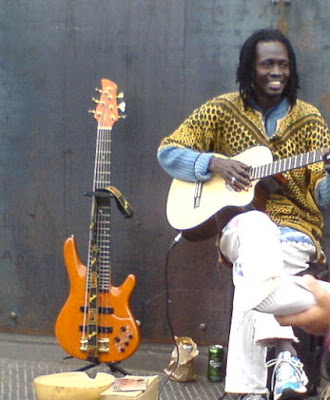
92 97 105 104
118 101 126 112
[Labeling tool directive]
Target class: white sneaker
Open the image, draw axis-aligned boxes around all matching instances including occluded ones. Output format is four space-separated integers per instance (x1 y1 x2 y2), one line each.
267 351 308 400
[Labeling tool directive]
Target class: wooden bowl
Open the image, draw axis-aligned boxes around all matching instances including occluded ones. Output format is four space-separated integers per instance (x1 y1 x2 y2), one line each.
33 371 115 400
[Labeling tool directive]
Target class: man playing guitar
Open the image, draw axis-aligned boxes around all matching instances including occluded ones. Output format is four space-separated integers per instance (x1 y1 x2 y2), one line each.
158 28 330 400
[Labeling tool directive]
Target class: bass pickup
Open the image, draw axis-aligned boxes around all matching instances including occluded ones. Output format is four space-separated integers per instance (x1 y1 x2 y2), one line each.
80 306 114 314
79 325 113 334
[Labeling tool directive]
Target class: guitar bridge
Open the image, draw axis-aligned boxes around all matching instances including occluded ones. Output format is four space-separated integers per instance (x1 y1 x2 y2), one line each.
194 181 203 208
80 337 88 351
79 337 110 353
98 338 110 353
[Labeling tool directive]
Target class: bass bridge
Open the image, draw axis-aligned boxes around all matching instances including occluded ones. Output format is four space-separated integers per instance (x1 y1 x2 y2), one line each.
79 325 135 355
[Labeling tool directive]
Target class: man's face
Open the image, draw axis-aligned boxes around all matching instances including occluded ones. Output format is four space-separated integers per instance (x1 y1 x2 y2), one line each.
253 41 290 107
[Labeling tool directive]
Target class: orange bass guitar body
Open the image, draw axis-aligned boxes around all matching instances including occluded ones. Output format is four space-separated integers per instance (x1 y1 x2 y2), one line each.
55 235 140 363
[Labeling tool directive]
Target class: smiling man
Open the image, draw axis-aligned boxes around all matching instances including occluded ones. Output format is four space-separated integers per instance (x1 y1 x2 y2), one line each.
254 41 290 109
158 29 330 400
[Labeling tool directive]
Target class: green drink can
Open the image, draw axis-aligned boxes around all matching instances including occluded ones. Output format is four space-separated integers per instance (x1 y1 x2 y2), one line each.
207 344 224 382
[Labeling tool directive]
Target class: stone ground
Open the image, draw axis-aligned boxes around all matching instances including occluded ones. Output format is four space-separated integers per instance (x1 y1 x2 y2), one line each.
0 332 326 400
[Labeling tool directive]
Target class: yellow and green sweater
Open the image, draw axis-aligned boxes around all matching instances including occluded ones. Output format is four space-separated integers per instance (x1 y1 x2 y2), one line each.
158 92 330 259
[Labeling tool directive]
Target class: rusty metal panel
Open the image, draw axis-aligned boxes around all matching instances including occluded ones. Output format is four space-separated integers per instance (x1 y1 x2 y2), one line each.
0 0 329 346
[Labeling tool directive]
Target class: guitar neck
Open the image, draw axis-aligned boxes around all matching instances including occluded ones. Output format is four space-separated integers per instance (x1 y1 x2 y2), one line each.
94 127 112 191
88 126 113 291
86 77 123 303
251 148 324 180
90 199 112 289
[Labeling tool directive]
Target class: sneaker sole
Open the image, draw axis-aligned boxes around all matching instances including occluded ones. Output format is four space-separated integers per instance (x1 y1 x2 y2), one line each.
275 388 307 400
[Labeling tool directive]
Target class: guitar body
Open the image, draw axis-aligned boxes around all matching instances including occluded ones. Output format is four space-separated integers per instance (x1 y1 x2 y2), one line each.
55 237 140 363
166 146 274 239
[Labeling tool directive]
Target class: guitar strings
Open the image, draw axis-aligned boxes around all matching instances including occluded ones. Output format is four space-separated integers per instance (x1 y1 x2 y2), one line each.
83 121 113 346
83 123 102 343
97 125 112 336
252 148 323 180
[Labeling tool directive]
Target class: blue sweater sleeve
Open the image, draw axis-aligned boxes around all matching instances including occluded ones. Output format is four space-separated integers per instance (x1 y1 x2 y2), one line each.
316 173 330 212
157 146 214 182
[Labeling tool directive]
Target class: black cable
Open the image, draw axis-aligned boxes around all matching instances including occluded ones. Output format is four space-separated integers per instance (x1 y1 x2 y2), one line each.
320 345 330 382
157 232 183 400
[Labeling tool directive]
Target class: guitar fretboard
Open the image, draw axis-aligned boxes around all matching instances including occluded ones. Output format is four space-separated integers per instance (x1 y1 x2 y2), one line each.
94 129 112 188
87 127 113 292
251 149 324 180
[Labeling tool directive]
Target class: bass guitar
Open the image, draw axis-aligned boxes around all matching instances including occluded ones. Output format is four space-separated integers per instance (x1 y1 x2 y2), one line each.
166 145 325 241
55 79 140 363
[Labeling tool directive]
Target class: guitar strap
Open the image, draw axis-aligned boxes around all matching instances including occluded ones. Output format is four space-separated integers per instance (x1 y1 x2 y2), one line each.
105 185 134 219
83 186 134 219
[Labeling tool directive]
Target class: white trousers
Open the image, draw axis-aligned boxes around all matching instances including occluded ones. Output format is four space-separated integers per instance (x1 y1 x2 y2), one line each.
219 210 317 394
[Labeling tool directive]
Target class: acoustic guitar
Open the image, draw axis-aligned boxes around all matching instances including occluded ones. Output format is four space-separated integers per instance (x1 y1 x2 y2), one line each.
166 145 325 241
55 79 140 363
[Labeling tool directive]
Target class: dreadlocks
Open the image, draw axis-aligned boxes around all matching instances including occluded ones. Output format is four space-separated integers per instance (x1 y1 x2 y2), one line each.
236 28 300 110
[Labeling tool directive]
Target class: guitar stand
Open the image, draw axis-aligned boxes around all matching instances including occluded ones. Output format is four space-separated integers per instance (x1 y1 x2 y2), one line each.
63 356 130 376
76 361 130 376
83 187 134 219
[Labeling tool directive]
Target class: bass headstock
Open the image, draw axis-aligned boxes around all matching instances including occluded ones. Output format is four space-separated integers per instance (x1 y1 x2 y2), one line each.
90 78 126 129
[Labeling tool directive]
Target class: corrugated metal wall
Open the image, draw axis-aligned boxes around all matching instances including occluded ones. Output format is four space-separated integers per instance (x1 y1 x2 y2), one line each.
0 0 329 346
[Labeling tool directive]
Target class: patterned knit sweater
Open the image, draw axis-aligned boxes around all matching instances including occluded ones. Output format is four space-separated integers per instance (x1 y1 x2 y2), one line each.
159 92 330 259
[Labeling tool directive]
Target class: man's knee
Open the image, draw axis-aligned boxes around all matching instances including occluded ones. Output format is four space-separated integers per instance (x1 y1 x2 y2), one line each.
234 210 275 231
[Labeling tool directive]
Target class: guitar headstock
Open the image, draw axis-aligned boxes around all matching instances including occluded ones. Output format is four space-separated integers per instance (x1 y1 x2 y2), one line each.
90 78 126 129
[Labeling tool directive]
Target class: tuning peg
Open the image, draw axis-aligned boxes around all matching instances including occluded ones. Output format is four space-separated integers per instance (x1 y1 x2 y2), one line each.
88 110 102 117
118 101 126 112
92 97 105 104
95 87 102 93
119 115 127 119
117 92 124 99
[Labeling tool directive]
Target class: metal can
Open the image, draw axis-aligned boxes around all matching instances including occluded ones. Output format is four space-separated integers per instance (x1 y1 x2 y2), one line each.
182 343 193 353
207 344 224 382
